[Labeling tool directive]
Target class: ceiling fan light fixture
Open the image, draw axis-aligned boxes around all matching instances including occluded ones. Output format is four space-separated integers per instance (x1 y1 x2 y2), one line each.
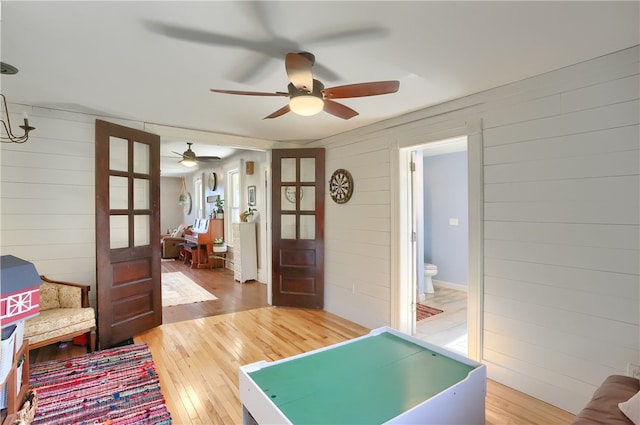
180 158 198 167
289 95 324 116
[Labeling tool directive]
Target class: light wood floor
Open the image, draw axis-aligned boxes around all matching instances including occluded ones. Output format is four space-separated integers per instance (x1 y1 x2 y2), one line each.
160 259 268 324
31 267 575 424
131 307 575 425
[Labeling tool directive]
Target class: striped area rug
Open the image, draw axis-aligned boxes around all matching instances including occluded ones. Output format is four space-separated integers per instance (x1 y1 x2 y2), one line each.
416 304 444 321
29 343 171 424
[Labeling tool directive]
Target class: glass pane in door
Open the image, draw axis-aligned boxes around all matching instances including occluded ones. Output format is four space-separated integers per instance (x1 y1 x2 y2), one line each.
134 215 150 246
133 142 149 174
133 179 150 210
110 215 128 249
300 215 315 239
281 158 296 182
109 176 128 210
281 215 296 239
133 178 149 210
109 136 128 172
300 158 315 182
281 186 296 211
300 187 315 211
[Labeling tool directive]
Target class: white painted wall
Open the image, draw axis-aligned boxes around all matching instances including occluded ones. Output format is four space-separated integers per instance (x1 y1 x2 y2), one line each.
218 150 269 284
1 45 637 415
311 46 639 413
0 109 144 305
178 150 268 283
160 176 184 233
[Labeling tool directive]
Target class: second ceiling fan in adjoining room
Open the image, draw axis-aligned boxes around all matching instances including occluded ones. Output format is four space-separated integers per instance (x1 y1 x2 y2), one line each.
210 51 400 120
172 142 221 168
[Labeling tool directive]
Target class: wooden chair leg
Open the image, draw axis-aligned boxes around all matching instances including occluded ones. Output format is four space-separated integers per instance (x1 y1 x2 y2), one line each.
191 248 199 269
88 330 96 353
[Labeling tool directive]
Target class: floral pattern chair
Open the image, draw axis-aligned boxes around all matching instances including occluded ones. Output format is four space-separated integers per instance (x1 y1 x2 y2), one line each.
24 275 96 352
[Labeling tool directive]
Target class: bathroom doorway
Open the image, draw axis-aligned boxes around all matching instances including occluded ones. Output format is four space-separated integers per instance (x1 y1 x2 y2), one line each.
396 130 483 361
413 137 469 356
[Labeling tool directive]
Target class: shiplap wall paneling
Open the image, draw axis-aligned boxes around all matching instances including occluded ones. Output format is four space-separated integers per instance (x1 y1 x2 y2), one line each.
0 107 145 305
482 49 639 413
324 134 393 328
309 46 640 414
1 110 96 288
484 124 639 166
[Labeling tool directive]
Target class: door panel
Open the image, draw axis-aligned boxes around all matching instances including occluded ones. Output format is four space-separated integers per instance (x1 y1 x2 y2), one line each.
272 148 325 309
95 119 162 348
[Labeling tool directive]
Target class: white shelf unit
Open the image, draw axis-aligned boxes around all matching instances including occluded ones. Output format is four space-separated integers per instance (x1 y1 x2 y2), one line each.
233 222 258 283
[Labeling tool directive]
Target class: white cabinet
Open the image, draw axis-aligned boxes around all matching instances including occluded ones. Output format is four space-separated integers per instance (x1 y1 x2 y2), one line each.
233 222 257 283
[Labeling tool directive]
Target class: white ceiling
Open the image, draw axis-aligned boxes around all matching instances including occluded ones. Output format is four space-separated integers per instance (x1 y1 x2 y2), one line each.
1 1 638 176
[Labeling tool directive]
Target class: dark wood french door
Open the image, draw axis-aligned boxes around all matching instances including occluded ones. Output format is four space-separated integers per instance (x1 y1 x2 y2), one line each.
272 148 325 309
95 119 162 348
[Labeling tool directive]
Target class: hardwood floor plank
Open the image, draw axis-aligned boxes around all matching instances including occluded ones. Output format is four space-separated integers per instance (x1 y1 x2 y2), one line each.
30 263 574 424
133 307 575 424
160 260 268 324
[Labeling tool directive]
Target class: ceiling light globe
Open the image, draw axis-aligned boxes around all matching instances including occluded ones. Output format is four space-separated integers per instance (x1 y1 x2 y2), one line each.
289 95 324 116
180 158 198 167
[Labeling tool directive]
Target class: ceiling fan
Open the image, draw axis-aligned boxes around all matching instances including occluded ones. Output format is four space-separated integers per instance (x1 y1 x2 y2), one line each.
172 142 220 168
210 52 400 120
144 2 388 84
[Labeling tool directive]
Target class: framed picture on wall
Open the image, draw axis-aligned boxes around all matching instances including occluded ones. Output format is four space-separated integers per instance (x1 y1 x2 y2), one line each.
248 185 256 206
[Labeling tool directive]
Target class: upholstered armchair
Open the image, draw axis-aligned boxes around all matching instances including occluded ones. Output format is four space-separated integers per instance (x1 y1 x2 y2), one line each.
24 275 96 352
161 224 189 259
161 235 185 258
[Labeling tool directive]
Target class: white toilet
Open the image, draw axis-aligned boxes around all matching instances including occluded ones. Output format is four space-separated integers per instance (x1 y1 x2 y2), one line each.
424 263 438 294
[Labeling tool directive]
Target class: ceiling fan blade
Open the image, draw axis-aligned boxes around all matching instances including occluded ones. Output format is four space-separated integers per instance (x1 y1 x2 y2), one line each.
303 26 390 46
196 156 221 162
229 53 275 84
264 105 291 119
241 1 278 38
323 81 400 99
311 62 341 83
285 53 314 92
144 21 261 51
171 151 183 157
323 99 359 120
210 89 289 97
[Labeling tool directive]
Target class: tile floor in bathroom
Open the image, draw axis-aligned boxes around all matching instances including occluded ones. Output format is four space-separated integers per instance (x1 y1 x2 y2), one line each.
415 286 468 356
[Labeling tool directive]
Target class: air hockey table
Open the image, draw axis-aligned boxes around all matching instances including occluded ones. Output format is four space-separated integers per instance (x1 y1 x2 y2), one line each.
239 327 486 424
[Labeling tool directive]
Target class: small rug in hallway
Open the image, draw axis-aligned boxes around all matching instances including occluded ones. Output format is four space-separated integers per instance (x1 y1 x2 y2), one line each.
162 271 218 307
417 304 444 321
29 343 171 424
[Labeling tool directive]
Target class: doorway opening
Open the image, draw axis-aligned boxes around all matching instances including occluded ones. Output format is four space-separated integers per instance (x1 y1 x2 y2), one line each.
396 130 483 361
413 137 469 356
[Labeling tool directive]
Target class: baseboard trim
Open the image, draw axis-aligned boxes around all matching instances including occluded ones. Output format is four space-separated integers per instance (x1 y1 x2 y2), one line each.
433 279 468 292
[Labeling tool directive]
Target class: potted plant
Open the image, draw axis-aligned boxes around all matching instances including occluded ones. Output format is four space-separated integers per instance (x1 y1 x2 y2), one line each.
178 176 188 205
240 207 257 222
215 198 224 220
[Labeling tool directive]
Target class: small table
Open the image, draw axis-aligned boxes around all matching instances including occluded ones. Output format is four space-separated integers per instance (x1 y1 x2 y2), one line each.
239 327 486 424
209 243 229 269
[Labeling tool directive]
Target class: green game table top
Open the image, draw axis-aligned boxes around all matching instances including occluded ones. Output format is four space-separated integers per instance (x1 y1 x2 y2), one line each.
247 332 476 424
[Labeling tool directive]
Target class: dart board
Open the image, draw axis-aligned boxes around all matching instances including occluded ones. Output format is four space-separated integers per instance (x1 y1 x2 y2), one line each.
329 169 354 204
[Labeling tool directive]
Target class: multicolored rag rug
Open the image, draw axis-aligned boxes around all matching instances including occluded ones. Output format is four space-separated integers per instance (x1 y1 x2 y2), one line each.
416 304 444 321
29 343 171 425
